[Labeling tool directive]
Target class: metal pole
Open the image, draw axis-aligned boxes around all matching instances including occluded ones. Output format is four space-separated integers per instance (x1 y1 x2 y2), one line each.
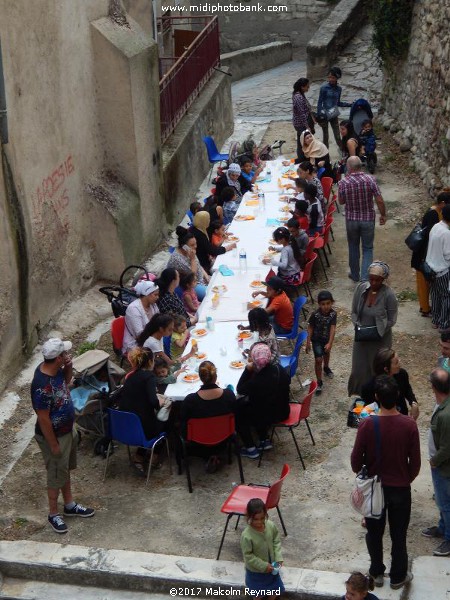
0 38 8 144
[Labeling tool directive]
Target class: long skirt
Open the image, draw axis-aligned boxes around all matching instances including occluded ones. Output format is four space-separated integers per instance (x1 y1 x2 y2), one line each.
245 569 285 596
430 271 450 330
348 329 392 397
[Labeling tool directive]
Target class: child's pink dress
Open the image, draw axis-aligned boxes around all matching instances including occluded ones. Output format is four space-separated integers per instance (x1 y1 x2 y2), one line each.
182 289 200 314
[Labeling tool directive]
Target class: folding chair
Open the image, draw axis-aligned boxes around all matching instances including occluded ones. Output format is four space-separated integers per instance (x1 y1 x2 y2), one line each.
217 464 290 560
179 414 244 493
259 381 317 470
104 409 171 486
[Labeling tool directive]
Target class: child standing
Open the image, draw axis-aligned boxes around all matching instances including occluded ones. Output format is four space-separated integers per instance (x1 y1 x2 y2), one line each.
306 290 337 395
180 272 200 319
170 314 191 362
342 572 379 600
241 498 285 597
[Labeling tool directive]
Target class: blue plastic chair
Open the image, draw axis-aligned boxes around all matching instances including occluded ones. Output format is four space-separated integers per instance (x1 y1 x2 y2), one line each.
168 246 175 254
203 136 229 181
163 335 171 357
280 330 308 379
104 409 171 485
276 296 308 341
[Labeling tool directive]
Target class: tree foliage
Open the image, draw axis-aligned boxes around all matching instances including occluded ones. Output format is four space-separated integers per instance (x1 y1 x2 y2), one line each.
370 0 414 67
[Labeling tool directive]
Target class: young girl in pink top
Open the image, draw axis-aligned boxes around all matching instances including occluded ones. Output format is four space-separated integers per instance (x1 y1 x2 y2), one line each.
180 272 200 318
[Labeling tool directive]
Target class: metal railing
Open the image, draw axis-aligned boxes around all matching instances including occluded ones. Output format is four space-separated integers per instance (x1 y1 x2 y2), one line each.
159 16 220 143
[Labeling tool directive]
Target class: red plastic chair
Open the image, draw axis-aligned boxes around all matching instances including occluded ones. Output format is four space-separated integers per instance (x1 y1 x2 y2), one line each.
296 252 317 302
111 316 125 366
304 235 317 262
314 219 333 280
267 381 318 471
180 414 244 493
216 464 290 560
321 176 333 202
326 200 337 241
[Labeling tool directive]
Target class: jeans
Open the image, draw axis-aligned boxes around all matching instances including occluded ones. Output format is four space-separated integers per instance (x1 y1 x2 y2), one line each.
432 467 450 541
269 315 291 335
320 116 341 149
295 126 307 162
346 220 375 282
365 486 411 585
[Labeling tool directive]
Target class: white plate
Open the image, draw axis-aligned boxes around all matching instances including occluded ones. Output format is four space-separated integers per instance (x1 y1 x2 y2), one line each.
229 361 246 369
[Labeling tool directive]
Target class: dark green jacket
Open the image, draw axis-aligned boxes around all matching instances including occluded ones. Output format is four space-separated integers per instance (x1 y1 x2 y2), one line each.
431 395 450 476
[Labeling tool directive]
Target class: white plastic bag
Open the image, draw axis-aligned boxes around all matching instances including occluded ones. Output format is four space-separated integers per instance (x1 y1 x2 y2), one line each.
350 466 384 519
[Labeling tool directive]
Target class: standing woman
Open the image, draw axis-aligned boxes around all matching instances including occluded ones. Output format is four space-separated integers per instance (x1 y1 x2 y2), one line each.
411 191 450 317
317 66 352 148
122 280 160 354
348 262 398 397
426 203 450 331
292 77 315 161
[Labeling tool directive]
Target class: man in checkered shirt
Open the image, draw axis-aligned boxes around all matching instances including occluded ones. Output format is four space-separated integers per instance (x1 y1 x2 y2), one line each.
338 156 387 282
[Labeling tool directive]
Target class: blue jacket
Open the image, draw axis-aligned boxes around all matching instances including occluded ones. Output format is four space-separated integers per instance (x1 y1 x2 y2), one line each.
317 83 351 115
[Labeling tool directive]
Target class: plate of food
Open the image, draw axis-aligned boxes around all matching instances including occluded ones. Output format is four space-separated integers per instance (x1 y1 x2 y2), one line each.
245 199 259 206
282 170 297 179
212 285 228 294
250 279 264 288
278 216 289 223
247 299 263 309
183 373 200 383
279 205 291 213
226 235 240 242
235 215 255 221
265 249 279 255
230 360 246 369
237 331 253 340
193 328 208 337
196 352 207 360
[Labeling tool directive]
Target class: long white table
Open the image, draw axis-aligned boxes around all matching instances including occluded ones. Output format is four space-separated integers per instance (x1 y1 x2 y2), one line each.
166 158 295 401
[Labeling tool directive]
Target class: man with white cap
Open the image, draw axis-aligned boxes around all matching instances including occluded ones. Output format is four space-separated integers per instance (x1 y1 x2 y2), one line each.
122 280 160 354
31 338 94 533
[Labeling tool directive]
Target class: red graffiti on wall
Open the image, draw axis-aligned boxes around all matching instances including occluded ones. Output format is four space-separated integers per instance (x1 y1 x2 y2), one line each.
32 155 75 231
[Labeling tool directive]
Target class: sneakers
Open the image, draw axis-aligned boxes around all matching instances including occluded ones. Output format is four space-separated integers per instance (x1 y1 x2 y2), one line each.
63 503 95 518
315 380 323 395
390 572 413 589
259 439 273 451
421 525 444 538
433 540 450 556
240 447 260 459
48 514 68 534
368 573 384 588
323 367 334 378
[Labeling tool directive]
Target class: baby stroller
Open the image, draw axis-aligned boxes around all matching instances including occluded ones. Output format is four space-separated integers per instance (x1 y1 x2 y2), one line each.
71 349 125 456
229 137 286 165
349 98 377 174
99 264 153 317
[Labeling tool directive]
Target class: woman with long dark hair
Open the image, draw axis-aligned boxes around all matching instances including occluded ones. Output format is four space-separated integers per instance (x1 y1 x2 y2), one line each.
340 119 360 160
137 313 175 366
167 226 210 300
156 268 197 327
292 77 315 161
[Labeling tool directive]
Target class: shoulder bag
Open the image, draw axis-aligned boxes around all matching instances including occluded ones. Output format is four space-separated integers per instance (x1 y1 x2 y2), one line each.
405 223 427 252
354 291 381 342
420 260 437 282
325 106 340 121
350 416 384 519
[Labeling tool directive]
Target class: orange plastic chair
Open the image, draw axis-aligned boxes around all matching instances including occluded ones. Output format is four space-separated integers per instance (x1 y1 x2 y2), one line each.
297 252 317 301
314 219 333 279
321 176 333 201
180 414 244 493
111 316 125 366
216 464 290 559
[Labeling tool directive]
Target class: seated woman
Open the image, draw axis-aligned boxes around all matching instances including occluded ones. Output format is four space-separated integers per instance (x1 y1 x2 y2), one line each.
215 163 251 200
181 361 237 472
167 227 210 300
251 276 294 335
219 186 239 225
304 183 324 236
360 348 419 420
264 226 302 286
156 268 197 327
191 211 236 275
137 313 175 367
122 280 160 355
236 343 290 459
299 130 333 177
339 119 360 161
238 307 280 365
118 347 166 472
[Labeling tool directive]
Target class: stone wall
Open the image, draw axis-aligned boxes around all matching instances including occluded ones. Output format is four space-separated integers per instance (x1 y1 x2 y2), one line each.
380 0 450 193
221 42 293 83
217 0 332 53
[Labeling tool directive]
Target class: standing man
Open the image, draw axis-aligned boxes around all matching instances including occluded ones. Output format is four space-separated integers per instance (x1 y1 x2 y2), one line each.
31 338 94 533
425 204 450 331
423 368 450 556
338 156 387 283
351 375 420 590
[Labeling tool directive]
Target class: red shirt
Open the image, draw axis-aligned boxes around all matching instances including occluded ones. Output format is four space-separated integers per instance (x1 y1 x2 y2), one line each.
351 414 421 487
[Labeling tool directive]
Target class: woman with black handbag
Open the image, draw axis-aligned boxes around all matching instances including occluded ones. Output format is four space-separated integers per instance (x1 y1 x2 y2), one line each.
410 190 450 317
348 262 398 397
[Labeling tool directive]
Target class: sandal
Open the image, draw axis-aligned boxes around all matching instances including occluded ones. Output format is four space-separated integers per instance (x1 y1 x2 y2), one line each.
132 461 146 476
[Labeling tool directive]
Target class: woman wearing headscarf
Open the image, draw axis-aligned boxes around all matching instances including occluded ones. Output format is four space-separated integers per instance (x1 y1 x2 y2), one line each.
236 343 291 459
122 280 160 354
299 130 333 177
292 77 315 161
348 261 398 396
191 210 236 275
215 163 252 200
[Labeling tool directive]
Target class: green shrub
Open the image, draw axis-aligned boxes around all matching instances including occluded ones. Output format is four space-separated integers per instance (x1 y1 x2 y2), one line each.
370 0 414 67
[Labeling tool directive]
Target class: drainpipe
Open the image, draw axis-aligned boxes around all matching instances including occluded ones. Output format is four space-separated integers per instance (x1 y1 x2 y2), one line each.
0 39 8 144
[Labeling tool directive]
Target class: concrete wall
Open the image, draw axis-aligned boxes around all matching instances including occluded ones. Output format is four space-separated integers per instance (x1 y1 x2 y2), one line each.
306 0 369 80
0 0 163 387
221 42 292 83
217 0 332 53
380 0 450 193
162 69 233 226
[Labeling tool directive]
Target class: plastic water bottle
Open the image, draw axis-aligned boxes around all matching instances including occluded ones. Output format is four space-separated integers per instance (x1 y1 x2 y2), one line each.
206 316 215 331
261 192 266 211
266 166 271 182
271 562 280 576
239 248 247 273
